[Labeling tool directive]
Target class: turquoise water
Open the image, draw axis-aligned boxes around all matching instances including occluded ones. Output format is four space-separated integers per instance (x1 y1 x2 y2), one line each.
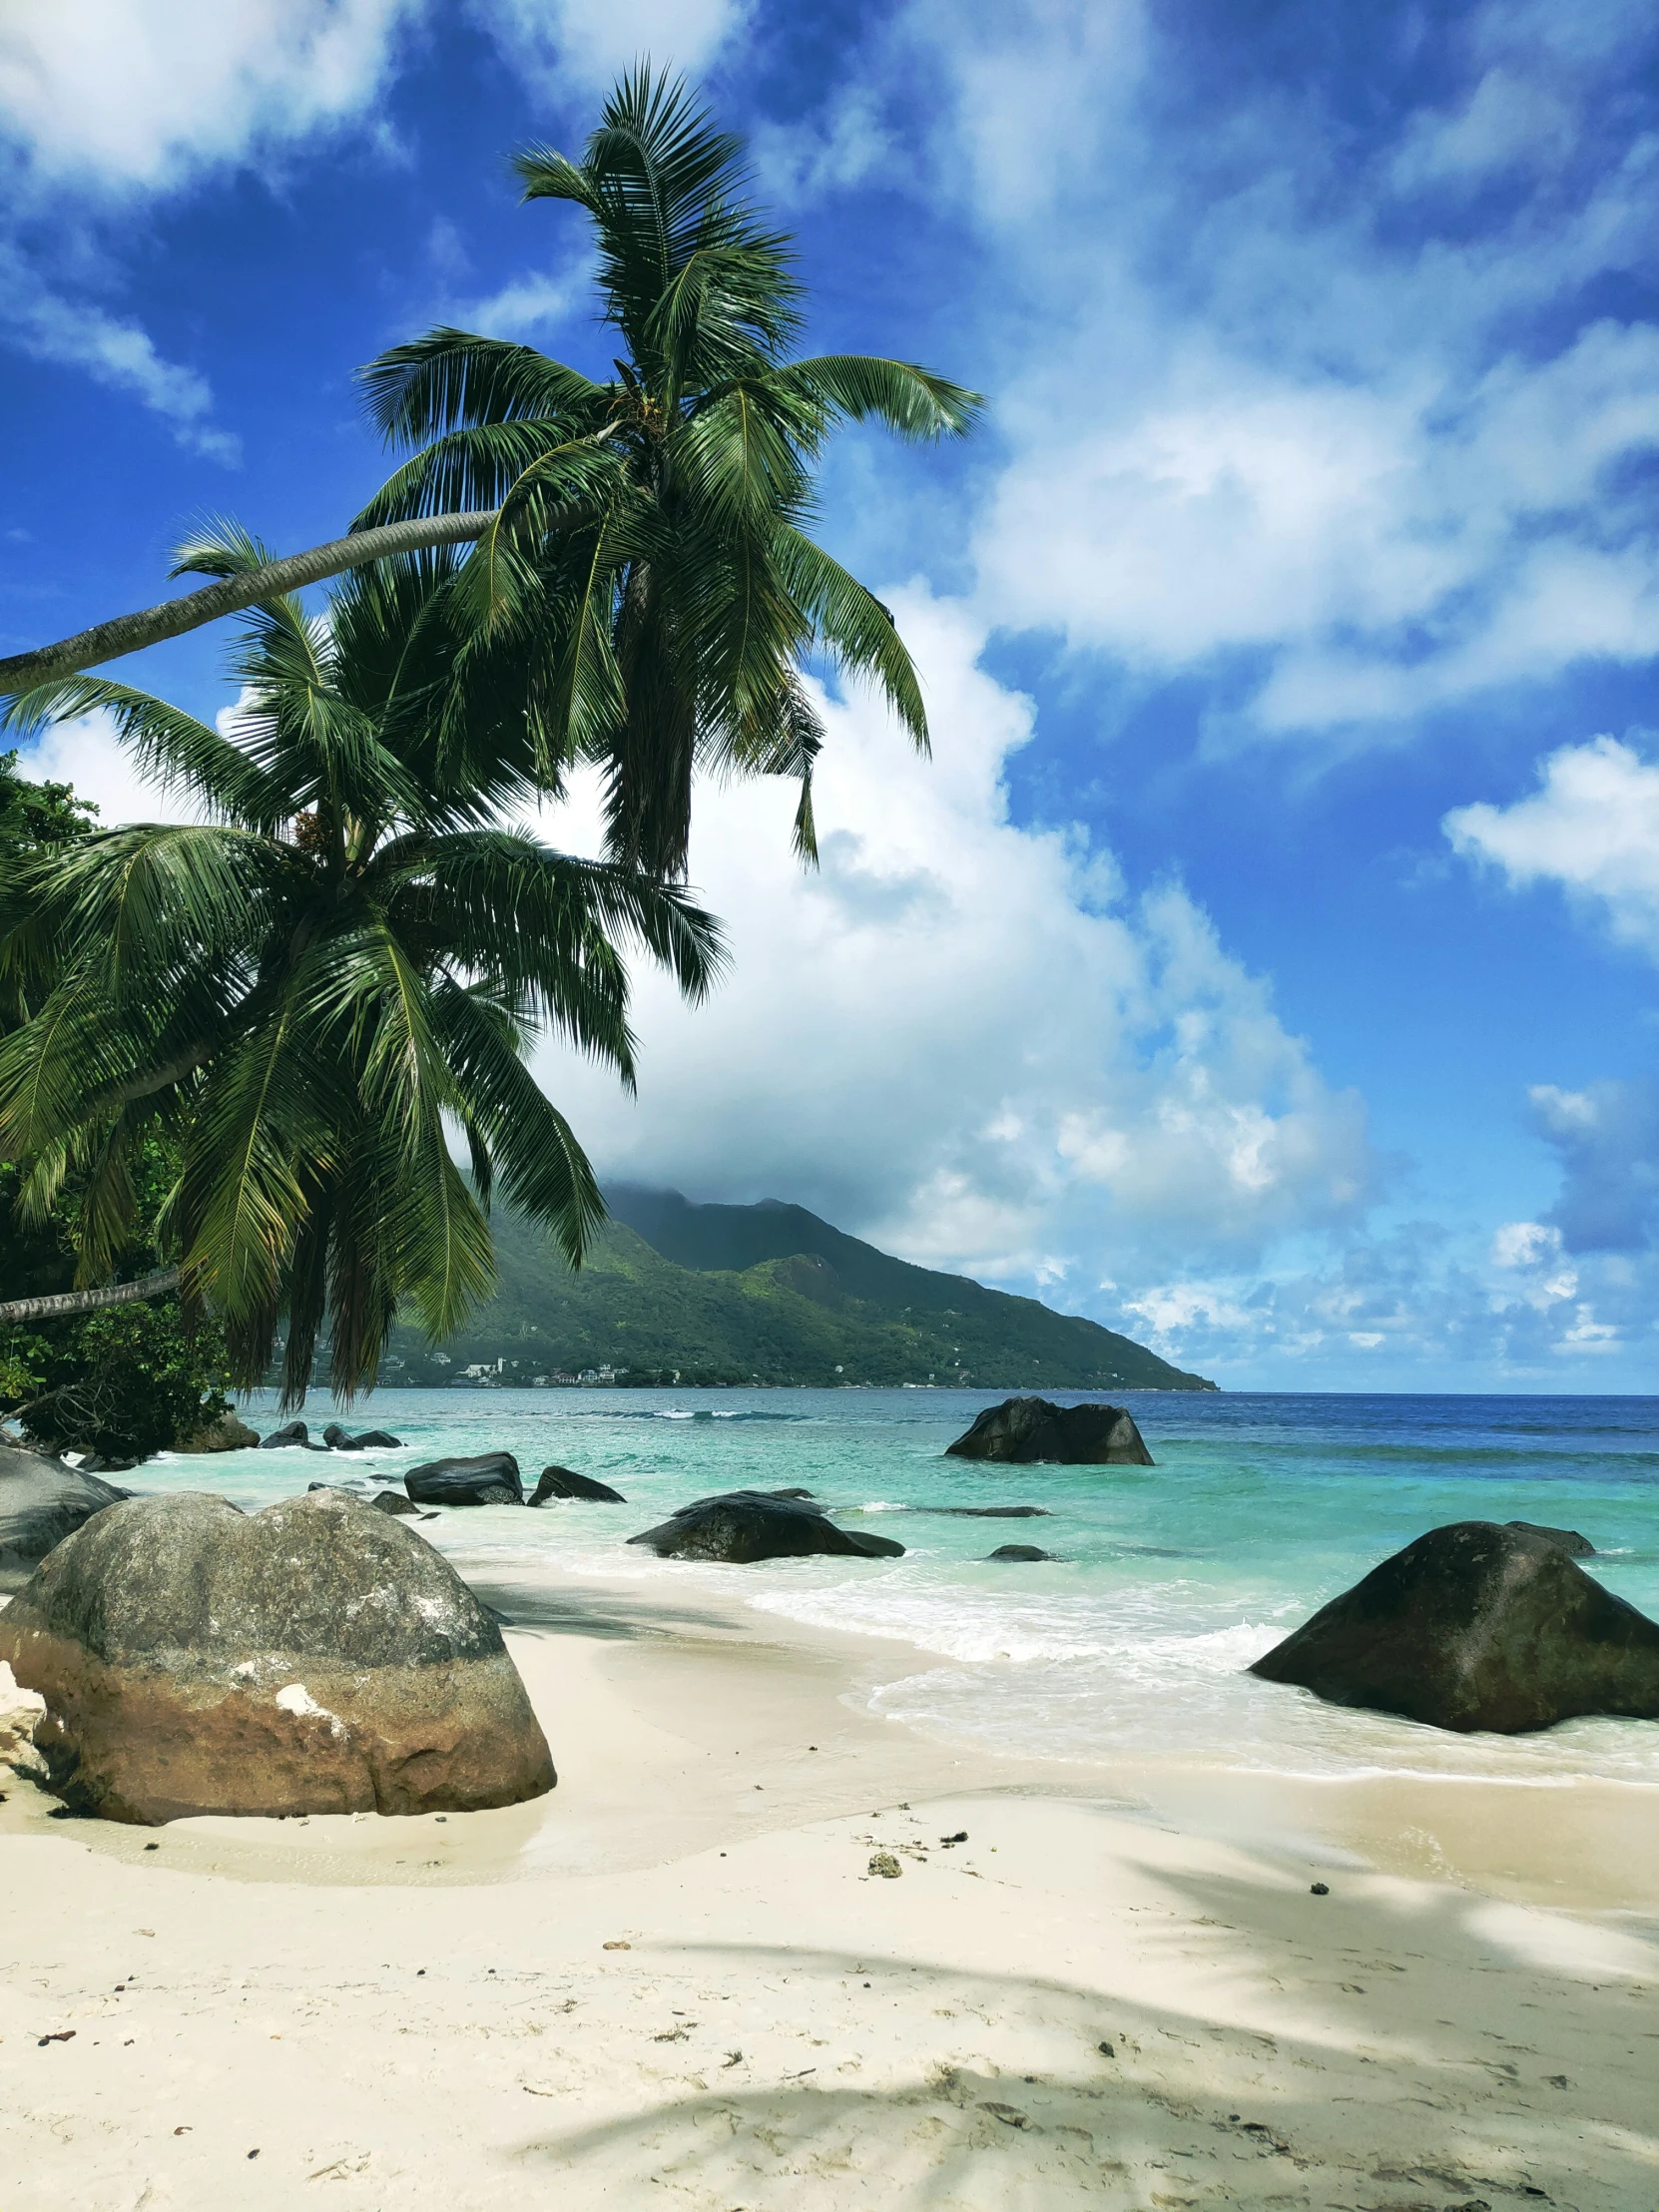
145 1387 1659 1785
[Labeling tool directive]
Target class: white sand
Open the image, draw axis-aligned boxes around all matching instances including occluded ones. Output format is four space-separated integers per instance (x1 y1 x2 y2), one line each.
3 1572 1657 2209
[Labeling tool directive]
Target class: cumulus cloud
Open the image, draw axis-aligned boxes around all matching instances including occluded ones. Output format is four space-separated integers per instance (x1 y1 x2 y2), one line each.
804 0 1659 745
0 0 418 193
531 590 1377 1298
0 3 424 464
1531 1080 1659 1255
1444 735 1659 958
472 0 752 97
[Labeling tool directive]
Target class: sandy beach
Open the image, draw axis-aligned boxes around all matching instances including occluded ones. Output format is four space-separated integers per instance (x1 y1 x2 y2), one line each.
3 1569 1658 2211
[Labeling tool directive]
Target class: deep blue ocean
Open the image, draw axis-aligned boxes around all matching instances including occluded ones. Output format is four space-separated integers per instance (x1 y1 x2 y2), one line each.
149 1387 1659 1784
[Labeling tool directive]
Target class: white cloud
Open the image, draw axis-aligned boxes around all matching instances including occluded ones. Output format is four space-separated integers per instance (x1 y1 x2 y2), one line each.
1529 1079 1659 1255
1124 1219 1659 1385
0 3 422 462
752 92 896 207
822 0 1659 744
0 0 418 192
532 590 1376 1298
449 270 583 340
1444 735 1659 958
1389 66 1576 192
0 246 241 463
11 716 203 830
1490 1219 1560 1272
472 0 752 98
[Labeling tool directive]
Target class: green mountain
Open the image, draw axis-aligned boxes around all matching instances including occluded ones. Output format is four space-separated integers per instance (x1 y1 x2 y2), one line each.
381 1186 1217 1391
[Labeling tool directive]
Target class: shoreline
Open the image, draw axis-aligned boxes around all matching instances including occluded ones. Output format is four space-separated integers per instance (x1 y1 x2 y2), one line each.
4 1563 1658 2206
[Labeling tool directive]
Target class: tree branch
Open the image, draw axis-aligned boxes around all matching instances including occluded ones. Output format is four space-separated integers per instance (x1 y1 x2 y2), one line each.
0 1267 181 1326
0 511 500 693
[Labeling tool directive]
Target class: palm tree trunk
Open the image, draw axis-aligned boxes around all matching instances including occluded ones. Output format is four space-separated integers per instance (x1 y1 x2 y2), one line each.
0 1267 181 1326
0 512 500 694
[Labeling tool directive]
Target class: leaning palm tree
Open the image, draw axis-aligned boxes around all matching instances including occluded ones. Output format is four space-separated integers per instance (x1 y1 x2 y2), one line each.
0 527 723 1400
356 65 979 876
0 68 979 882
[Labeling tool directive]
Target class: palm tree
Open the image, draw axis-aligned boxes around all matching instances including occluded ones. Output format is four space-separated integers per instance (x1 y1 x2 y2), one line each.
0 69 979 874
353 65 980 877
0 526 723 1401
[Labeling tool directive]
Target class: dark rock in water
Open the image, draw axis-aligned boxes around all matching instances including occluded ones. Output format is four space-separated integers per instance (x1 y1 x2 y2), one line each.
628 1489 904 1564
529 1466 626 1505
912 1505 1051 1518
0 1445 131 1570
1250 1519 1659 1734
176 1411 260 1453
369 1490 423 1516
322 1424 403 1451
945 1396 1153 1466
0 1488 555 1823
771 1487 815 1499
404 1453 523 1507
260 1421 309 1449
986 1543 1052 1561
1507 1519 1594 1558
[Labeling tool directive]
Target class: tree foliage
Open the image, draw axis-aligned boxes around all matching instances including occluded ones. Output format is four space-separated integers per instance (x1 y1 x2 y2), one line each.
0 536 725 1406
355 66 980 879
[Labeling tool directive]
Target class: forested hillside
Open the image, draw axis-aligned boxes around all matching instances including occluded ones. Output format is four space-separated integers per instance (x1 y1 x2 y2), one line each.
380 1188 1217 1390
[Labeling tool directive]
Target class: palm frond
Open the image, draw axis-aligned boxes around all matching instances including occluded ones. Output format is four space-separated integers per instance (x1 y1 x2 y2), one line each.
0 676 289 829
168 515 279 582
433 980 606 1265
357 329 610 445
769 355 983 441
775 527 928 748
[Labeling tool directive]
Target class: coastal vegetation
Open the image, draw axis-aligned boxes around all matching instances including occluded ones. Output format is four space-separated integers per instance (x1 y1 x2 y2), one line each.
0 69 977 1414
0 534 721 1407
0 754 233 1457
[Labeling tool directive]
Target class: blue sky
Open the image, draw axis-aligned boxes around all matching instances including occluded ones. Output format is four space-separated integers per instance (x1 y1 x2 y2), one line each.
3 0 1658 1389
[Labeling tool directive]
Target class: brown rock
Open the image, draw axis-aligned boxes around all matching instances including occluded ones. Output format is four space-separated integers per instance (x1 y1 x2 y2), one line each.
0 1489 555 1823
945 1396 1154 1465
1250 1519 1659 1734
175 1411 260 1453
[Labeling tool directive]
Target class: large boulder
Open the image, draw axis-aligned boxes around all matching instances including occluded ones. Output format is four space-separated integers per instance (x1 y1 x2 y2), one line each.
0 1489 555 1823
628 1489 904 1564
404 1452 523 1506
260 1421 310 1449
322 1424 402 1450
529 1465 626 1505
1507 1519 1594 1558
945 1396 1154 1465
987 1544 1052 1561
176 1411 260 1453
1250 1520 1659 1735
0 1444 130 1572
